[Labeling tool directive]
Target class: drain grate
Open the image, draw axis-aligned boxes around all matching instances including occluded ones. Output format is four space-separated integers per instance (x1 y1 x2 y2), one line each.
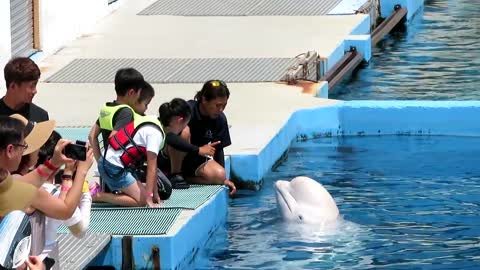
58 208 182 235
57 233 111 269
138 0 259 16
93 185 225 210
138 0 343 16
250 0 343 16
46 58 296 83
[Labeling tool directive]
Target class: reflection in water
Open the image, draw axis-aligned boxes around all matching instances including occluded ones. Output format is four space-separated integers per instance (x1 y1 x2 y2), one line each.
331 0 480 100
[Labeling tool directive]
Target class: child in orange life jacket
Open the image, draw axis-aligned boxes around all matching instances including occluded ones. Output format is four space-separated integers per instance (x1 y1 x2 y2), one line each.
94 105 165 207
88 68 149 162
89 78 155 195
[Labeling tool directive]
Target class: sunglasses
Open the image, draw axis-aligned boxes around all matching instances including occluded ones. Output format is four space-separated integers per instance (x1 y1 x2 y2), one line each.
209 80 227 88
13 143 29 152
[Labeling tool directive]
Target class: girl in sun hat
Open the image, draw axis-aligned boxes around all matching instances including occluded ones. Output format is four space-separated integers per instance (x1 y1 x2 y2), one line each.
33 131 93 265
0 115 72 269
9 114 56 157
0 115 70 217
6 114 94 267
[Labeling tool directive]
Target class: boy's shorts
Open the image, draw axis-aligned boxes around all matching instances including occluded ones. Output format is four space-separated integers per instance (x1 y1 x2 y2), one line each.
98 157 136 191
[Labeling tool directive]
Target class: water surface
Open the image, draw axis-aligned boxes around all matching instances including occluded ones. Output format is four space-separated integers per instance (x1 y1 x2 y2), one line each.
331 0 480 100
197 136 480 269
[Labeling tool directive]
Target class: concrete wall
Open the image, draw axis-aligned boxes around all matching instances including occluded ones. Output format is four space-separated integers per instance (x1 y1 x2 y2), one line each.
38 0 121 57
230 101 480 187
339 101 480 136
0 0 122 94
0 1 12 95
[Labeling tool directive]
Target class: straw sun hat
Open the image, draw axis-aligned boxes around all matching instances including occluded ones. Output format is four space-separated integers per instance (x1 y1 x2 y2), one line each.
0 173 37 217
9 114 56 156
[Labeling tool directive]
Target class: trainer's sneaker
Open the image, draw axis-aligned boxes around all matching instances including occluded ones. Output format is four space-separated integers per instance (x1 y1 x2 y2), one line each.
170 174 190 189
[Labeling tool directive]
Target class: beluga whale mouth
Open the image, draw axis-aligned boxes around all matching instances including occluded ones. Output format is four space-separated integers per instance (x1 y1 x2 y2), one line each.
274 176 339 224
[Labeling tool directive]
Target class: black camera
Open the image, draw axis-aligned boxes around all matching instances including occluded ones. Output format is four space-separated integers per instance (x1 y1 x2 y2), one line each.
64 140 87 161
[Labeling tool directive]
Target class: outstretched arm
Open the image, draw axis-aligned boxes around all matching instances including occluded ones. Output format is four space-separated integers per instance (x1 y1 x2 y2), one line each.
88 123 102 161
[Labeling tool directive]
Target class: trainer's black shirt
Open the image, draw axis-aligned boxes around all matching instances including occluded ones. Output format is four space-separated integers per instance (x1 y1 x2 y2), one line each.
0 98 49 122
187 100 231 165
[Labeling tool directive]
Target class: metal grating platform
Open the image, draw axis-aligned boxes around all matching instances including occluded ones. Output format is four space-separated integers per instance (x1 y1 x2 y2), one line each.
57 233 111 269
93 185 225 210
45 58 296 83
164 185 224 208
138 0 259 16
58 208 182 235
138 0 343 16
250 0 343 16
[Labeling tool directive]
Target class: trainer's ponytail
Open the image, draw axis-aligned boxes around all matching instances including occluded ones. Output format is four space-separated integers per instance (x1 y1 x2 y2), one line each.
158 98 191 127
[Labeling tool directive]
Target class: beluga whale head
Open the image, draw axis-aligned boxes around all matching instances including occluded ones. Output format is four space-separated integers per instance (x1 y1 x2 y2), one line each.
274 176 339 224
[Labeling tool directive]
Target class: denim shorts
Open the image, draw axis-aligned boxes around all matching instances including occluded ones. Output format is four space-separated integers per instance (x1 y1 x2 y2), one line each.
98 157 136 191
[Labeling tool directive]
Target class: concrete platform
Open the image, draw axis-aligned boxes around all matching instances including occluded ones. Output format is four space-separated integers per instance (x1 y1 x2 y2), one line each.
38 0 368 78
34 0 370 185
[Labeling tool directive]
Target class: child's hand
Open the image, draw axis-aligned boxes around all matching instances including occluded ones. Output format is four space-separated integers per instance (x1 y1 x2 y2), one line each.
25 256 45 270
77 148 94 172
146 197 161 208
50 139 74 168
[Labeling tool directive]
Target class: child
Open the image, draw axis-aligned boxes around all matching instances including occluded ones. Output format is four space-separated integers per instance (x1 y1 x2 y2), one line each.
95 87 163 207
35 131 93 263
157 98 217 189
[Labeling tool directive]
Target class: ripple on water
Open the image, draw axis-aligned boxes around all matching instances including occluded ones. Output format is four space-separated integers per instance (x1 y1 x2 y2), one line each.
331 0 480 100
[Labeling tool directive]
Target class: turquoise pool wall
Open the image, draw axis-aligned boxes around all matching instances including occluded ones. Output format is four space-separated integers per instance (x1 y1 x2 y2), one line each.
88 188 228 269
339 101 480 136
326 15 371 72
229 101 480 187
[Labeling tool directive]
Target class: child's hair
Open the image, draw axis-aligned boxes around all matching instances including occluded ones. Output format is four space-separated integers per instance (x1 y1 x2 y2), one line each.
114 68 145 96
158 98 191 127
0 116 25 150
194 80 230 102
138 81 155 103
36 130 62 166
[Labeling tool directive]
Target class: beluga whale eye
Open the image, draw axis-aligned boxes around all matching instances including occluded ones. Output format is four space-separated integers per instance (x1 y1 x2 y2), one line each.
298 215 303 221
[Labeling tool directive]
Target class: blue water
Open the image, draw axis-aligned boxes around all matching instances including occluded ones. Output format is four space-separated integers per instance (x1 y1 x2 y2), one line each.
331 0 480 100
197 136 480 269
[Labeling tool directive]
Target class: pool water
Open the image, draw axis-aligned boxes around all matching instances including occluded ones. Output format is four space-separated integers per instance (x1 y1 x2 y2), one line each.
196 136 480 269
331 0 480 100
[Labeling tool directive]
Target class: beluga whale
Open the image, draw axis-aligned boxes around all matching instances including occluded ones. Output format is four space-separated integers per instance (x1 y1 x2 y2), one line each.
274 176 339 224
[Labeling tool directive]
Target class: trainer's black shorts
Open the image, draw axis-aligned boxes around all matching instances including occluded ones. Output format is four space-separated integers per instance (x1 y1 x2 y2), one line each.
182 153 209 177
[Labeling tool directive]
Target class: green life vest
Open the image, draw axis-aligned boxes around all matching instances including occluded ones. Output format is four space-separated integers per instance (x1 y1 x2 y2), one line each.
98 104 133 131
